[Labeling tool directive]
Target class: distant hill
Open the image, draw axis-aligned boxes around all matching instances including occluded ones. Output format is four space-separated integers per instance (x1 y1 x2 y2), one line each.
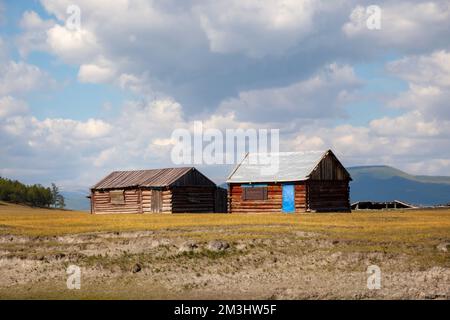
348 165 450 206
61 190 90 211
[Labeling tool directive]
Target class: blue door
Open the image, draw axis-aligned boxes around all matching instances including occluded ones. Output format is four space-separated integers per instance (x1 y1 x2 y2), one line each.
282 184 295 213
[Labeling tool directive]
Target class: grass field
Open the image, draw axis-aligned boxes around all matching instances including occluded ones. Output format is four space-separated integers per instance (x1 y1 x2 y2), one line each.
0 201 449 299
0 201 449 243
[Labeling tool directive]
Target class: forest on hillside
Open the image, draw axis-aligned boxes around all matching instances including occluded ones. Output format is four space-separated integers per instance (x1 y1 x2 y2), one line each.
0 177 65 208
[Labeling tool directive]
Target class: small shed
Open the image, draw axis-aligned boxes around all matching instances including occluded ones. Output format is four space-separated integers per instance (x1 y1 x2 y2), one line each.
227 150 352 213
351 200 416 210
90 167 227 214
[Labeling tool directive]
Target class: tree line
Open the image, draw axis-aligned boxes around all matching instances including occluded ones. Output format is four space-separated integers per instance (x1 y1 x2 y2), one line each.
0 177 65 208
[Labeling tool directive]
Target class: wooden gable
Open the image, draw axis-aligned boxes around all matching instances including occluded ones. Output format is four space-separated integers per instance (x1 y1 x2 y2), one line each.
308 150 352 181
170 168 217 187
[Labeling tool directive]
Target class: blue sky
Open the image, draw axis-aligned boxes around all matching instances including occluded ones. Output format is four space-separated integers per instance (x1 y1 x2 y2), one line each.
1 0 450 189
1 1 134 121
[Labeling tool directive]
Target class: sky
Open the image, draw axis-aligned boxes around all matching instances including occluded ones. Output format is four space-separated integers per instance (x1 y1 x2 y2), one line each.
0 0 450 191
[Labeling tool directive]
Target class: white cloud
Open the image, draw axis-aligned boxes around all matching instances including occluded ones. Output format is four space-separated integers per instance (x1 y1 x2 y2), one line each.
46 24 100 63
387 50 450 120
4 0 450 186
217 64 361 123
11 0 448 114
195 0 316 57
16 10 55 57
117 73 145 93
405 159 450 176
369 111 448 138
0 96 28 119
343 1 450 51
388 50 450 88
17 9 99 62
20 10 47 29
78 61 116 83
93 147 118 167
288 118 450 175
286 50 450 174
0 61 53 96
0 97 189 188
37 118 113 141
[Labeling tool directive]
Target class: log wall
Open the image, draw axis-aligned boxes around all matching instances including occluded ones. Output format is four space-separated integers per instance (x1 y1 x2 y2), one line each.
92 189 141 214
229 183 307 214
171 186 216 213
91 186 223 214
307 180 350 212
215 188 228 213
141 188 172 213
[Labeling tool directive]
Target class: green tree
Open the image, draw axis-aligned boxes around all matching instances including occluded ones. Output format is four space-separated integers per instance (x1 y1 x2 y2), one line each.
51 183 65 209
0 177 57 208
56 194 65 209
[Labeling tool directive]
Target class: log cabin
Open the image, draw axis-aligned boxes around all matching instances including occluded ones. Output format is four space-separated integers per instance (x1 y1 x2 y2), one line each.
90 167 227 214
227 150 352 213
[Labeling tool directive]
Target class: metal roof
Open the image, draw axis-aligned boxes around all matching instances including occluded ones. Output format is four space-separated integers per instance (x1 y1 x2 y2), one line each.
226 150 329 183
92 167 195 189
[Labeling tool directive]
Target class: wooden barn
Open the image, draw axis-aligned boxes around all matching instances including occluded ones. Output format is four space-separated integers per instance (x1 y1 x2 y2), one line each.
90 167 227 214
227 150 352 213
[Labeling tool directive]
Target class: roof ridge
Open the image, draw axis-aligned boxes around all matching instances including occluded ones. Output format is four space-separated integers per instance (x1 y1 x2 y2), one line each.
92 167 199 189
245 150 326 155
112 166 195 173
227 149 345 183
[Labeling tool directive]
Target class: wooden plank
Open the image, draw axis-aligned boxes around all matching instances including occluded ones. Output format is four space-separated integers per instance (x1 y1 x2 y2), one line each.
151 189 162 213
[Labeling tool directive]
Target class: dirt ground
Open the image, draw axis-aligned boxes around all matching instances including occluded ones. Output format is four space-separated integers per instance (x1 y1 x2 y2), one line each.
0 226 448 299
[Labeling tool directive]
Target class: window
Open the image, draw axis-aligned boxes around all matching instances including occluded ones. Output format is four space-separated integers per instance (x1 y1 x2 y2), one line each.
242 184 268 201
110 190 125 204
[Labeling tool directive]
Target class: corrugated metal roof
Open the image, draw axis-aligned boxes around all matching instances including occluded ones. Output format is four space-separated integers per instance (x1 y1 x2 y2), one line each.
92 167 194 189
226 150 328 183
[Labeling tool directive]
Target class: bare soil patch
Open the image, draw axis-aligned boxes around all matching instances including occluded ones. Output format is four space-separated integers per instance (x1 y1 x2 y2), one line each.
0 227 448 299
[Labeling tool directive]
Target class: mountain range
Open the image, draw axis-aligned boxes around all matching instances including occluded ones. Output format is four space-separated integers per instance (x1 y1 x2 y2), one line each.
348 166 450 206
61 190 90 211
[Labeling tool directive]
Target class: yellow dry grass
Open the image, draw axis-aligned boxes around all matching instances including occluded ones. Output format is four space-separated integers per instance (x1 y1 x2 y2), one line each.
0 201 449 244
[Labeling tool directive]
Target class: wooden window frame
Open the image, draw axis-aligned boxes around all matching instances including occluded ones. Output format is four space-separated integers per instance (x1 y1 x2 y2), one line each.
241 184 268 201
110 190 125 204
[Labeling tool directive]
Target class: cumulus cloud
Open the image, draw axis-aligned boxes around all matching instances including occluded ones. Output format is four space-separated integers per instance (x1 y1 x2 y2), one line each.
46 24 100 63
0 96 29 119
387 50 450 120
369 112 446 138
194 0 317 57
217 63 361 123
0 98 189 188
78 60 116 83
288 117 450 175
388 50 450 88
343 1 450 52
0 61 53 96
16 10 55 57
286 50 450 175
12 0 447 114
3 0 450 186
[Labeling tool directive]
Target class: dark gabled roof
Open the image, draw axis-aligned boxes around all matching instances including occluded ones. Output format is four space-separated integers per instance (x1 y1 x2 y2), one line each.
91 167 205 189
